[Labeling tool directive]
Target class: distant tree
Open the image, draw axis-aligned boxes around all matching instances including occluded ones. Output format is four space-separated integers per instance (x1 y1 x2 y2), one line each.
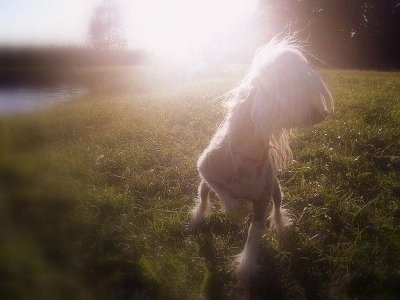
88 0 127 50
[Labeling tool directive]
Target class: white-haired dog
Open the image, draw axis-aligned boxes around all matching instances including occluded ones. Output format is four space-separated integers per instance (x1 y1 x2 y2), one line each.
190 37 334 280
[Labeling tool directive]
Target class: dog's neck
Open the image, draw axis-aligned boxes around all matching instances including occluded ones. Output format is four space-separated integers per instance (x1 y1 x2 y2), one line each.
227 102 267 162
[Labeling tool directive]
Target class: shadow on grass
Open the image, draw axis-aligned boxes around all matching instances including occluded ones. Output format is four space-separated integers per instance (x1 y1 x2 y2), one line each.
191 218 312 299
0 186 159 299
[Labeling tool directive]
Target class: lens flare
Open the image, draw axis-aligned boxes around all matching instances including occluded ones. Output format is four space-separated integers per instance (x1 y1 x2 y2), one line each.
124 0 257 58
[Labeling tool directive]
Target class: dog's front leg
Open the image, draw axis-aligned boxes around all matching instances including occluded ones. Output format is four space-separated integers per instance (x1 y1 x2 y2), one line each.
269 175 292 234
235 196 268 281
190 180 210 228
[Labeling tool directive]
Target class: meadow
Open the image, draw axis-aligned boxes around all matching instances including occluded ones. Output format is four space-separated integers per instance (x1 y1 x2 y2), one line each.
0 66 399 299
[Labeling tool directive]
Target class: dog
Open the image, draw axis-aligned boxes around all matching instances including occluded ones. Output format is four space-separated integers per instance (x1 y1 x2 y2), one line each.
190 36 334 281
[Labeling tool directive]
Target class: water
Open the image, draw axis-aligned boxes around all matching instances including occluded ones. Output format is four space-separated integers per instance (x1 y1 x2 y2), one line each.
0 85 89 115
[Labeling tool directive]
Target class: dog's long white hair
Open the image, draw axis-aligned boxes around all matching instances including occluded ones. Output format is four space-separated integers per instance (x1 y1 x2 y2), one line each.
191 37 333 281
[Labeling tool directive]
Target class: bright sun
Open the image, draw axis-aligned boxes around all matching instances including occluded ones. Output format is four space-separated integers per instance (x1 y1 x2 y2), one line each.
124 0 257 58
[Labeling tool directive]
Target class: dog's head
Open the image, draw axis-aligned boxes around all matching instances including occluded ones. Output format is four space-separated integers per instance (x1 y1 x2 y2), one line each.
227 37 334 136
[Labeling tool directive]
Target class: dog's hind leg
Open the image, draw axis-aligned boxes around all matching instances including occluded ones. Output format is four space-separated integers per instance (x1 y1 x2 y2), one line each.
191 180 210 228
269 175 292 234
235 197 268 281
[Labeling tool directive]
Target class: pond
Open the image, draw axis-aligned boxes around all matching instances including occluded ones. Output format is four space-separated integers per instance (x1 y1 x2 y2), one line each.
0 85 89 116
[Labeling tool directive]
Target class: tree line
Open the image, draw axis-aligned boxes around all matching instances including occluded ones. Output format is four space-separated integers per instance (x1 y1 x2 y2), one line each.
0 47 150 68
1 0 399 69
253 0 400 68
86 0 399 69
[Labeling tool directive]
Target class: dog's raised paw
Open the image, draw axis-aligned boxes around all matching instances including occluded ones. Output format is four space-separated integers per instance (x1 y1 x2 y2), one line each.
269 207 293 235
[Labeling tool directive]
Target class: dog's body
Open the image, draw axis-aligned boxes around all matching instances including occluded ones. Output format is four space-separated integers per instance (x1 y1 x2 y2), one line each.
191 37 333 280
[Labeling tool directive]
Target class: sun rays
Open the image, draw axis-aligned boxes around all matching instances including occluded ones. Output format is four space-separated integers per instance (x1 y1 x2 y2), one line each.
124 0 257 59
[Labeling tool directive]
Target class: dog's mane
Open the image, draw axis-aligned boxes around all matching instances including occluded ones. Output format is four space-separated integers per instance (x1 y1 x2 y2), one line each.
222 38 302 170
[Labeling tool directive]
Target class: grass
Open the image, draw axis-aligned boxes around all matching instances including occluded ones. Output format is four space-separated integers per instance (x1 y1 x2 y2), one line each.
0 66 399 299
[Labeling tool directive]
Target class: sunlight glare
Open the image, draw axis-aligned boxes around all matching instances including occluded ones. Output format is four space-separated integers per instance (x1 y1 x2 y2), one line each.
124 0 257 58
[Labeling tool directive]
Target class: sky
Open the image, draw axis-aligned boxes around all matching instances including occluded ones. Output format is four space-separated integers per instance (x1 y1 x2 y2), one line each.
0 0 257 53
0 0 100 46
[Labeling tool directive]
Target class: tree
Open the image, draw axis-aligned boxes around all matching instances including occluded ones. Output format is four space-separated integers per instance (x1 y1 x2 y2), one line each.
350 0 400 68
88 0 127 50
254 0 400 68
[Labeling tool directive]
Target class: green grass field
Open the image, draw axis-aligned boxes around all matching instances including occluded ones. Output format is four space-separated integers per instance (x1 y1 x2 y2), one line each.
0 67 399 299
